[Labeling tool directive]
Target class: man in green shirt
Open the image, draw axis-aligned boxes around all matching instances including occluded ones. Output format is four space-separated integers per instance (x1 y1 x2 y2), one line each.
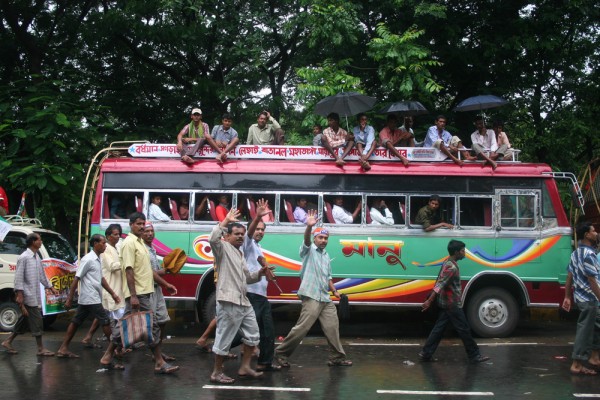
246 111 281 145
415 195 453 232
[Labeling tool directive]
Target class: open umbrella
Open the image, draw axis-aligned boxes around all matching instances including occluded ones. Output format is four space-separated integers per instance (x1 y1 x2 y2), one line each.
314 92 376 118
453 95 508 112
378 100 429 116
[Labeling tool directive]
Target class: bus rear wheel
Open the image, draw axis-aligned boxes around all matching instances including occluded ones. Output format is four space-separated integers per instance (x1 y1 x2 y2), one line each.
201 291 216 326
466 288 519 338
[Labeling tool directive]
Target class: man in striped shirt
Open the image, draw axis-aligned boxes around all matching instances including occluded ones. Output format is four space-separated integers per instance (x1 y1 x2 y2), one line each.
562 222 600 375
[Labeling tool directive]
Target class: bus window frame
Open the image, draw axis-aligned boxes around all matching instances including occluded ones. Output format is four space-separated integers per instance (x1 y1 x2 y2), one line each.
364 193 407 228
101 189 146 221
323 192 364 226
190 190 238 224
495 189 540 230
457 195 494 230
407 194 456 229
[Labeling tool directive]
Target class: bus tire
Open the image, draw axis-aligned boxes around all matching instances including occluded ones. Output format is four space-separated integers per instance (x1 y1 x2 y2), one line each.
0 302 20 332
466 288 519 338
201 291 216 326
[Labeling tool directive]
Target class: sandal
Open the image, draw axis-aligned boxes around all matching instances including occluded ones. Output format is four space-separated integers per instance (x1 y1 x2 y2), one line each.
100 361 125 370
181 155 194 165
195 344 212 353
274 356 290 368
210 372 235 384
327 359 353 367
154 362 179 374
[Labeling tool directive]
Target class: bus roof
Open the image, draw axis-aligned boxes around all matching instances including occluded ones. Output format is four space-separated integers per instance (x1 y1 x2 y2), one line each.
100 157 554 178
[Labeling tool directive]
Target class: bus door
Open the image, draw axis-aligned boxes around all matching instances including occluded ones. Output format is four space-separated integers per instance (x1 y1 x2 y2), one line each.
494 189 542 267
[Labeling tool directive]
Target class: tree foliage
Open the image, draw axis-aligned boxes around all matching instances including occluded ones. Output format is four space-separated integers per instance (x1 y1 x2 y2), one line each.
0 0 598 238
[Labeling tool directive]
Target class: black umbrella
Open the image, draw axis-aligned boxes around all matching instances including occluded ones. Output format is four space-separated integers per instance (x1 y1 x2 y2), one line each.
314 92 377 118
453 95 508 112
378 100 429 116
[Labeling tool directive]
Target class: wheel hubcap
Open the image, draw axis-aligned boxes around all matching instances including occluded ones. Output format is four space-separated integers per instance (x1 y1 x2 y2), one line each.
478 298 507 327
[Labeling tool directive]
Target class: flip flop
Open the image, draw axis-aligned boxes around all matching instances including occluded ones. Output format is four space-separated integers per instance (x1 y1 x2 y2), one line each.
56 351 79 358
37 350 55 357
154 362 179 374
327 359 353 367
571 367 597 376
100 361 125 370
274 356 290 368
195 344 212 353
210 373 235 384
2 344 18 354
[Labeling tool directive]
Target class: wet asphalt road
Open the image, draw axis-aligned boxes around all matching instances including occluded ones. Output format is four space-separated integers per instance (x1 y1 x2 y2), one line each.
1 306 599 400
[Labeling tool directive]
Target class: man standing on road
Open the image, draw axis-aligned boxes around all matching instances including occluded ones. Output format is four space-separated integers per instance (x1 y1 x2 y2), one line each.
209 209 268 384
419 240 490 364
246 111 281 145
120 212 179 374
562 222 600 375
142 222 178 362
241 199 281 371
1 233 58 356
275 209 352 368
56 234 122 368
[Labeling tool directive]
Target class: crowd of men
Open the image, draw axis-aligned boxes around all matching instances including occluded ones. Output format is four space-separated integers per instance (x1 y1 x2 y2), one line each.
176 108 513 170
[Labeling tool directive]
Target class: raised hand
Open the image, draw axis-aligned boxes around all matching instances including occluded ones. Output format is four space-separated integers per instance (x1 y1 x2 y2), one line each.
225 208 241 223
306 209 319 227
256 198 271 217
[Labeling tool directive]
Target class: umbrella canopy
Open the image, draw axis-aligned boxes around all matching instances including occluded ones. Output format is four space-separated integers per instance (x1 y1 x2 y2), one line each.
314 92 377 118
453 95 508 112
378 100 429 116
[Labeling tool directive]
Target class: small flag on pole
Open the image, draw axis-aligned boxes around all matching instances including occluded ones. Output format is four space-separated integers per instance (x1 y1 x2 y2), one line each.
16 193 27 217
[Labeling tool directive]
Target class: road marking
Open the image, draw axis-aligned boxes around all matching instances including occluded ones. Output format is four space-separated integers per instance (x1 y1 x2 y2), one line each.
349 342 538 346
377 390 494 396
574 394 600 398
203 385 310 392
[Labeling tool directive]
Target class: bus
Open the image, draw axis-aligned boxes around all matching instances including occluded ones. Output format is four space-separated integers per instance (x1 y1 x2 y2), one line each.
80 142 581 338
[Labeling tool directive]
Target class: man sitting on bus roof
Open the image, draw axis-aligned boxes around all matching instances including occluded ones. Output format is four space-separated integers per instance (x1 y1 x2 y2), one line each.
378 114 412 167
415 195 453 232
322 113 355 167
424 115 475 166
352 113 377 171
177 108 209 165
247 111 281 146
206 113 240 164
470 116 508 170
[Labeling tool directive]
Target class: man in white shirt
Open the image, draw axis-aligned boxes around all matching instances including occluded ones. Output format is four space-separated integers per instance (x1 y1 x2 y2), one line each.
470 116 508 170
148 195 171 222
332 196 361 224
293 197 308 224
370 199 394 225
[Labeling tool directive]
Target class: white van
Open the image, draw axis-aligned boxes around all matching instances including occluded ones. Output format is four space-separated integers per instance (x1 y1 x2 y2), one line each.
0 216 77 331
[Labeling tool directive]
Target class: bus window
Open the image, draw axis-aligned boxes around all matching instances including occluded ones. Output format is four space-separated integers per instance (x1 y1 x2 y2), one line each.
192 193 211 222
324 195 362 224
500 194 536 228
103 191 143 220
409 195 455 228
241 193 276 223
281 195 318 224
366 195 406 226
172 194 191 221
202 194 233 222
148 193 175 222
517 195 536 228
459 197 493 228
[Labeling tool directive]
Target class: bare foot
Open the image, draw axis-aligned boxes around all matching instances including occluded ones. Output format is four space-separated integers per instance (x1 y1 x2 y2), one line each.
335 158 346 167
2 341 18 354
238 367 263 378
181 155 194 165
401 159 410 167
452 158 464 166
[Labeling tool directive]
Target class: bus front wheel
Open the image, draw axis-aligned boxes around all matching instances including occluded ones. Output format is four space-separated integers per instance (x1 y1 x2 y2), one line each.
466 288 519 338
0 302 20 332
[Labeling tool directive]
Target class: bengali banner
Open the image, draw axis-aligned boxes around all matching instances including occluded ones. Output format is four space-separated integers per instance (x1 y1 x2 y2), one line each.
128 144 447 162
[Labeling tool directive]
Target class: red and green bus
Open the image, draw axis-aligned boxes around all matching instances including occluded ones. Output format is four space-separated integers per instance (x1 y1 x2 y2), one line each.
80 142 580 337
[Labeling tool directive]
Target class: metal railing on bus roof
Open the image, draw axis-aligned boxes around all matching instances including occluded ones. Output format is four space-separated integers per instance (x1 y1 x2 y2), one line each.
77 140 149 259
